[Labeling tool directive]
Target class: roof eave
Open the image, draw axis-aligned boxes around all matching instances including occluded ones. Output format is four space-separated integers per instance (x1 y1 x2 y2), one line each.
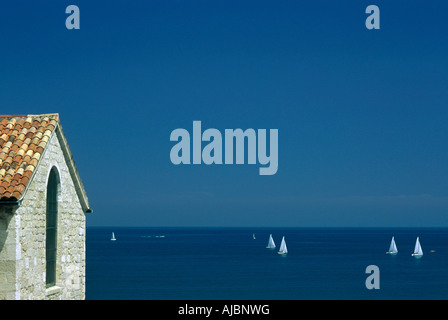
55 123 93 214
0 198 21 207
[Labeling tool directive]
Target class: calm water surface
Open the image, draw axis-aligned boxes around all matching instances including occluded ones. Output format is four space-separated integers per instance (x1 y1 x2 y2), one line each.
86 227 448 300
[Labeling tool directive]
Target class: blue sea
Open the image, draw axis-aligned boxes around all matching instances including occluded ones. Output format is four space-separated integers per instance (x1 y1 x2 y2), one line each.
85 227 448 300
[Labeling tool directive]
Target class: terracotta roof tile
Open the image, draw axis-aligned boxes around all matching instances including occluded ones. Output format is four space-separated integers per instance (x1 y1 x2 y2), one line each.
0 114 59 201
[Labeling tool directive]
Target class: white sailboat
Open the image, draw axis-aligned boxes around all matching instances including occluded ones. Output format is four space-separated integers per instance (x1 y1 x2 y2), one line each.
111 232 116 241
411 237 423 258
253 233 256 240
277 236 287 255
386 236 398 255
266 234 276 249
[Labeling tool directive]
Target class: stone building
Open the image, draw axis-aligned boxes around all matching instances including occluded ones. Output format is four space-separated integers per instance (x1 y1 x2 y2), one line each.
0 114 92 300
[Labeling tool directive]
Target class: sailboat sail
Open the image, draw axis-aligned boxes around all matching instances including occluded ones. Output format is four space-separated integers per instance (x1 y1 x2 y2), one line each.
387 236 398 254
412 237 423 256
277 236 287 255
111 232 116 241
266 234 276 249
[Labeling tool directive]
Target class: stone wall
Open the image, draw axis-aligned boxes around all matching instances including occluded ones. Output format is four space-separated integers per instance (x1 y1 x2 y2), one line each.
0 129 86 300
0 207 18 299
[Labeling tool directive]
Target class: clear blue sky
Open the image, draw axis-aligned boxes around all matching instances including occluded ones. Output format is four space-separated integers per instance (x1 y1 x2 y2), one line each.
1 1 447 227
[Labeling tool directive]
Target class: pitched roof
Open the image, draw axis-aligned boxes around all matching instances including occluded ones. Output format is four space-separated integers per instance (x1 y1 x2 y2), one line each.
0 113 91 213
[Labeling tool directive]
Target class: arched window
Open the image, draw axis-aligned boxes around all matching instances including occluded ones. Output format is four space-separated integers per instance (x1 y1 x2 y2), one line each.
46 167 59 287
